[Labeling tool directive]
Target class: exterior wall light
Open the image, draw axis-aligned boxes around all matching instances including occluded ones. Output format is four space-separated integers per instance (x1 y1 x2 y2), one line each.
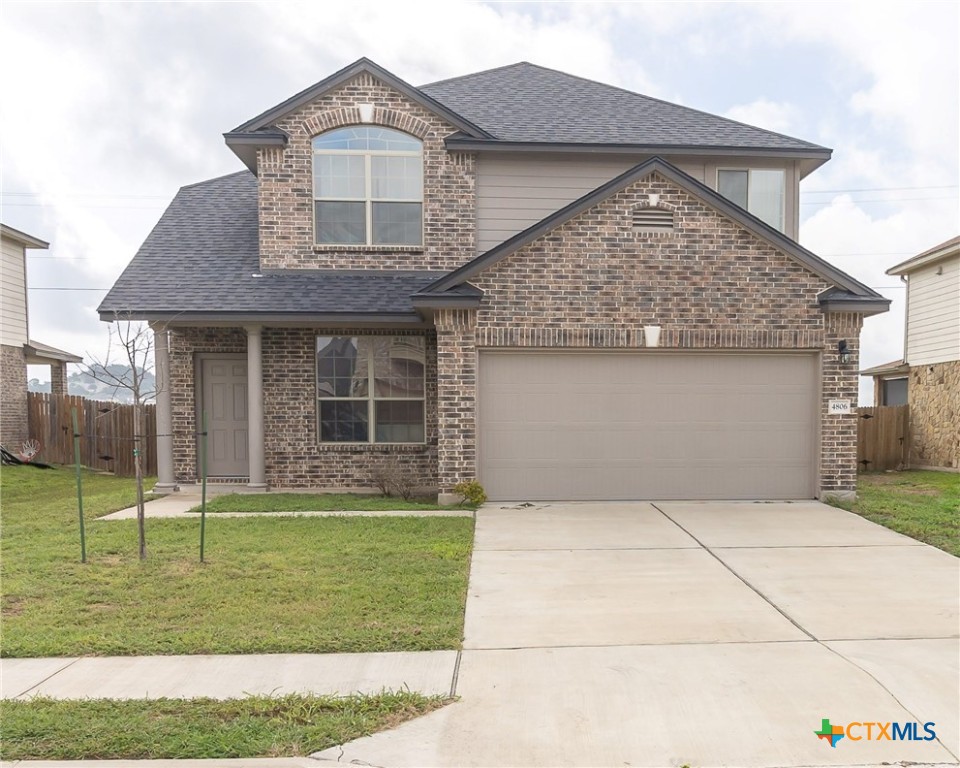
838 340 852 365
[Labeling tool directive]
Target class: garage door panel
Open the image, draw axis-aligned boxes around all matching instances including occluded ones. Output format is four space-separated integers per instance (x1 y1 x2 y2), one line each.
478 352 817 501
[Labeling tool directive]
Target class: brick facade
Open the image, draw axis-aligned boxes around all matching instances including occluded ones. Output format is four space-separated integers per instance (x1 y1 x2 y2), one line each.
909 360 960 469
167 326 438 488
1 344 28 448
435 309 478 500
258 72 476 272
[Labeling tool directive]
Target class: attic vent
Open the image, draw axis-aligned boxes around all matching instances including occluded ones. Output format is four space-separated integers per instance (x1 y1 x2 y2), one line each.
633 207 674 232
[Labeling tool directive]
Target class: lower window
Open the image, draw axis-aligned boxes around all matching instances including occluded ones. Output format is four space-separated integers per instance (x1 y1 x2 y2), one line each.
317 336 426 443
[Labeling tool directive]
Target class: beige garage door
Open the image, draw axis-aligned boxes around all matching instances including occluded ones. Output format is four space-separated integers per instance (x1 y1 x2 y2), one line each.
478 352 818 501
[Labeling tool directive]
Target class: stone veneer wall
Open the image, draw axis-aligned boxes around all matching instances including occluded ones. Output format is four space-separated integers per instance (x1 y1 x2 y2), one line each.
1 344 28 448
258 72 476 272
167 326 438 488
909 359 960 469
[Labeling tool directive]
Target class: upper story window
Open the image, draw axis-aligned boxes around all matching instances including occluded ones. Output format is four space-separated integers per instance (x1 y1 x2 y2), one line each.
312 127 423 246
717 168 785 232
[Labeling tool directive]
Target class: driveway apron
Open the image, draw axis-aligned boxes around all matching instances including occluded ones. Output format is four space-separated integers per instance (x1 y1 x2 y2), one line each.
316 501 959 767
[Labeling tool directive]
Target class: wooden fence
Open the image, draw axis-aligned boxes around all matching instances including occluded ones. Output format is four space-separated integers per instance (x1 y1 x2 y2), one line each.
857 405 910 472
27 393 157 477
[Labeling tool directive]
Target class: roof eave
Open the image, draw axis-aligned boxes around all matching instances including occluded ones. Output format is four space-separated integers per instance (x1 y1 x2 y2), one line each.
886 241 960 275
24 342 83 364
223 131 289 173
443 136 832 161
0 224 50 249
818 296 892 317
98 310 427 325
410 293 483 310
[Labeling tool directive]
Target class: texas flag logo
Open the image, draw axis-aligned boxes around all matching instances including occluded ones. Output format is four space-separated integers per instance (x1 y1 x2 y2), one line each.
815 718 846 747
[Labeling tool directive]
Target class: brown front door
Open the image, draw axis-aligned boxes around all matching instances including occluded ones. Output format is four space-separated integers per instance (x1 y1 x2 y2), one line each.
200 357 249 477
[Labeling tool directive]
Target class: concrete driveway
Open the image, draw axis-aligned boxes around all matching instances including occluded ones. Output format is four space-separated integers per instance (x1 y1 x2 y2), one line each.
316 501 960 767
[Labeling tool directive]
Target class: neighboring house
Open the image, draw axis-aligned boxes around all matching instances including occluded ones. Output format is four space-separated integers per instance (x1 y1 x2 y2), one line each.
862 236 959 469
1 223 83 448
99 58 889 501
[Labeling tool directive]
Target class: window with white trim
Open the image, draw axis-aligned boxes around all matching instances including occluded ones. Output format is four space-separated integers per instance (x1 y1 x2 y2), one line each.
717 168 785 231
312 127 423 246
316 336 426 443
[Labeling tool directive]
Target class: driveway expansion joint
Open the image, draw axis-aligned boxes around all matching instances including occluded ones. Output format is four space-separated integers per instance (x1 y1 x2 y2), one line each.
11 657 81 699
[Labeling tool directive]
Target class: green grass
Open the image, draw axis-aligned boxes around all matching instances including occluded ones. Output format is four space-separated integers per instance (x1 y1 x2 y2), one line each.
835 470 959 556
192 491 467 514
0 692 446 760
1 465 474 657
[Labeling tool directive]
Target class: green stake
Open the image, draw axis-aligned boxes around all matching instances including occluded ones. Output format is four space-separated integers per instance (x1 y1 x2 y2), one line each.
72 407 86 563
200 410 208 562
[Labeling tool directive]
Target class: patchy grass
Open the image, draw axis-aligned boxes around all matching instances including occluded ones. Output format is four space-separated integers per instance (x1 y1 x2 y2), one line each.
191 492 469 514
0 692 446 760
1 465 473 657
832 471 959 556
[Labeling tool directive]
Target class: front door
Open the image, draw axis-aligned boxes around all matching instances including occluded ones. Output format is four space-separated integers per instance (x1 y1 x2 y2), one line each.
200 357 249 477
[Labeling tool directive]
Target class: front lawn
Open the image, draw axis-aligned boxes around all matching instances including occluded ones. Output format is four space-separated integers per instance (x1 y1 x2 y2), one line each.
191 491 464 514
1 465 473 657
836 470 959 556
0 692 445 760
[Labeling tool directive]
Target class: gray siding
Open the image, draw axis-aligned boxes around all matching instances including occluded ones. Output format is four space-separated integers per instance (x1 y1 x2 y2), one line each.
476 153 800 252
906 255 960 365
0 239 28 347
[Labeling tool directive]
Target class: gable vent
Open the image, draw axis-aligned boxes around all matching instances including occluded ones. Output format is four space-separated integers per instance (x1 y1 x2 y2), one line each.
633 207 674 231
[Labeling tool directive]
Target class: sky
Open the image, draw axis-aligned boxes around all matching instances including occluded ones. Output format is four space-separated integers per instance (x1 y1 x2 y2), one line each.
1 0 958 404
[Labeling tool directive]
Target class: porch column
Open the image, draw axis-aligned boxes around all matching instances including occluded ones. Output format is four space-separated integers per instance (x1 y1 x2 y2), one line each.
435 309 478 504
49 362 69 397
246 325 266 489
152 326 177 493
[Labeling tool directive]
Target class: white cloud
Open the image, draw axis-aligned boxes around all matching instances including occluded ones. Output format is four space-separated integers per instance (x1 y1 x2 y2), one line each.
1 0 957 406
724 99 799 135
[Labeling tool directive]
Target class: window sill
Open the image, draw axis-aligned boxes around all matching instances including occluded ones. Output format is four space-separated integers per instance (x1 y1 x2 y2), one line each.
317 443 433 453
313 245 425 254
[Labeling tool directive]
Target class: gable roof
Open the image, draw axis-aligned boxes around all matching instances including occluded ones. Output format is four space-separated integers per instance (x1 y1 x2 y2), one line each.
421 63 831 174
421 157 889 316
224 58 494 172
97 171 438 323
886 235 960 275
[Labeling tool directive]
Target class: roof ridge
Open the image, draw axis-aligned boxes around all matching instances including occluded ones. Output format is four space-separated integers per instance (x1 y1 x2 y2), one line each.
419 61 531 89
425 61 827 152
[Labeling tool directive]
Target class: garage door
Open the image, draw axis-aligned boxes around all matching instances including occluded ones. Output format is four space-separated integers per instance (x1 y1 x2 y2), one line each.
478 352 818 501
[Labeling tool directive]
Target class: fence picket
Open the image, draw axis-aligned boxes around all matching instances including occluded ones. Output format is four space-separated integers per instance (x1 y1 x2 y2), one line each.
26 393 158 477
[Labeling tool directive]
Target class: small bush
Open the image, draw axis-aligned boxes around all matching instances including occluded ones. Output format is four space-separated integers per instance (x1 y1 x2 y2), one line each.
452 480 487 507
369 458 417 500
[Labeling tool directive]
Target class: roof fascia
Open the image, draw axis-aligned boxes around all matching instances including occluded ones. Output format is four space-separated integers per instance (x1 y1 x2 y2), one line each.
99 310 427 325
424 156 877 298
0 224 49 249
886 244 960 275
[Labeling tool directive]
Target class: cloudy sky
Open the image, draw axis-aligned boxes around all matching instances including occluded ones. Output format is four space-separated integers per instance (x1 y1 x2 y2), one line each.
1 0 957 402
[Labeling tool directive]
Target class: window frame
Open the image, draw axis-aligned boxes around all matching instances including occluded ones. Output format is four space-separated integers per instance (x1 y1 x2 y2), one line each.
312 128 424 247
880 376 909 406
716 167 786 232
316 335 427 445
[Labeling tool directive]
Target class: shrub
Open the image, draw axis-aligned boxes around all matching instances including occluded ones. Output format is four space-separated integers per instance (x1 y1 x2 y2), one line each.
452 480 487 507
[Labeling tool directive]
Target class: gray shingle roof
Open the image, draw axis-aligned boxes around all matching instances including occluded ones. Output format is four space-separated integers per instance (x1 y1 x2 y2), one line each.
421 62 826 152
98 172 441 320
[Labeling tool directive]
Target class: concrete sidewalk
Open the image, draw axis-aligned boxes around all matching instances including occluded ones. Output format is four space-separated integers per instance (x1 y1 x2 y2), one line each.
99 492 472 520
1 651 458 700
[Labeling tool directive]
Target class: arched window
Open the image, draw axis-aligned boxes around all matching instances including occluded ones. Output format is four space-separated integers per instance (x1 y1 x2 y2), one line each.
312 127 423 246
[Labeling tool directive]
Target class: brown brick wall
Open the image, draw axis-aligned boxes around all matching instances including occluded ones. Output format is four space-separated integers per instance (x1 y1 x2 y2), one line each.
909 359 960 469
167 326 438 488
432 172 865 497
1 344 28 448
258 72 476 272
435 309 477 496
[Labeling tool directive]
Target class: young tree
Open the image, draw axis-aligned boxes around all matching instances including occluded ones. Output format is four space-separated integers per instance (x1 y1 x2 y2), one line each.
85 315 160 560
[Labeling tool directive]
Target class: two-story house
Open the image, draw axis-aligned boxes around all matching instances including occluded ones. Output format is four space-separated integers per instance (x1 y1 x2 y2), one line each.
99 58 889 502
862 236 959 469
1 224 83 449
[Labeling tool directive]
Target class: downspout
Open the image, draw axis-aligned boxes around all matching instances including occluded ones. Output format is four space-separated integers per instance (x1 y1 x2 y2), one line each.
900 273 910 469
